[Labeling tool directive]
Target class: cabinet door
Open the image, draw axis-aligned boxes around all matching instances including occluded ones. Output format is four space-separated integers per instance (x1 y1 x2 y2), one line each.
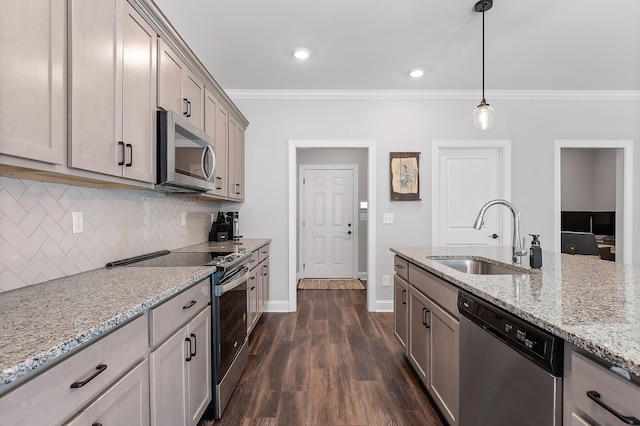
429 301 459 426
259 259 269 314
204 88 228 197
69 0 122 176
66 360 150 426
408 286 430 384
0 0 65 164
394 276 409 352
227 117 245 201
183 69 204 130
121 1 156 182
247 268 259 333
187 307 212 426
149 324 189 426
157 39 185 115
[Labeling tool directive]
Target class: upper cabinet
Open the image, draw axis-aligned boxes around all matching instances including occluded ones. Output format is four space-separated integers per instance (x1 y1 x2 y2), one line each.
0 0 65 165
228 116 245 201
204 87 228 198
158 39 205 131
69 0 156 183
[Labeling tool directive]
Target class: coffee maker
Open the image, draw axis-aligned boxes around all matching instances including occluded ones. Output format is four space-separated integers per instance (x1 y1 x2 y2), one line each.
209 212 229 242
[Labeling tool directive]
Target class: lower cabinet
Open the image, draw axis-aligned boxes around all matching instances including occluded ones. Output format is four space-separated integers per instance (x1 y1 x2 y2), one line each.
149 306 211 426
396 257 460 426
248 243 270 336
247 267 259 334
66 359 149 426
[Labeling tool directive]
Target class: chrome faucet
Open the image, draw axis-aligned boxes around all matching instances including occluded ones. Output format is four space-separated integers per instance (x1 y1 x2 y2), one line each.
473 199 529 264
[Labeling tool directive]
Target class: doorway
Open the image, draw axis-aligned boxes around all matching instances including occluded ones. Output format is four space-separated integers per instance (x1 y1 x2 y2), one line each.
554 140 634 264
299 165 358 279
432 140 512 247
288 140 377 312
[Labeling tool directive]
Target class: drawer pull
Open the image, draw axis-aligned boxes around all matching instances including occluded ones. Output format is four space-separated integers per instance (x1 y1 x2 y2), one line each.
401 289 407 305
182 300 197 310
586 391 640 425
395 264 406 269
70 364 107 388
92 423 103 426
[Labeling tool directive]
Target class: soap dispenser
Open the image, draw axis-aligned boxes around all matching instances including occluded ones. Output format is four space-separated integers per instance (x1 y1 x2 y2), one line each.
529 234 542 269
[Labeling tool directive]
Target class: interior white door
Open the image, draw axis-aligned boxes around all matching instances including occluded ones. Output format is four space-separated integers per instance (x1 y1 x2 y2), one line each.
302 168 356 278
437 147 507 246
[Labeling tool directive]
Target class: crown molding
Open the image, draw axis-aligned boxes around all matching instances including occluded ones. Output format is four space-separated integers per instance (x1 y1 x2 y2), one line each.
226 89 640 101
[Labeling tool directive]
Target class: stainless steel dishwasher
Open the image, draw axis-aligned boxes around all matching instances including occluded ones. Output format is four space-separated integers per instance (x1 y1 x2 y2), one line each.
458 290 563 426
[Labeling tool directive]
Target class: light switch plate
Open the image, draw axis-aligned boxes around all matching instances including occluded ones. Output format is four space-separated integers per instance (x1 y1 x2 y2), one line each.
382 275 390 286
382 213 394 224
72 212 83 234
181 212 187 226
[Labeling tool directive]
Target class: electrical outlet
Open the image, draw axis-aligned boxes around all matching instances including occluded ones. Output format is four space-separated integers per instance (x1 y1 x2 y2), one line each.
72 212 83 234
181 212 187 226
383 213 394 224
382 275 390 286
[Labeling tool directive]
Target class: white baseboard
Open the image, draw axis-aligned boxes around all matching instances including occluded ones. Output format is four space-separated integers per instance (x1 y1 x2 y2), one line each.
264 300 292 312
375 300 394 312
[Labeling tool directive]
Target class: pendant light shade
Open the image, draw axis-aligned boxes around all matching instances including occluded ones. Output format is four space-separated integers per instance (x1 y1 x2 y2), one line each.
474 100 495 130
473 0 494 130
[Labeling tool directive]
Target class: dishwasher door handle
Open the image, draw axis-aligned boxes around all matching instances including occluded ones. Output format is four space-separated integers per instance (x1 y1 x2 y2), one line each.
481 324 507 344
586 391 640 425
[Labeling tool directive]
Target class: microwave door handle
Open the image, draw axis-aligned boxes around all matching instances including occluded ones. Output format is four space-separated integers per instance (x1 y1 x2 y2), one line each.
201 144 215 181
215 267 249 296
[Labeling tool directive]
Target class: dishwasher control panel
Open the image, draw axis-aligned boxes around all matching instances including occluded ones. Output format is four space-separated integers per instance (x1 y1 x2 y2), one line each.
458 291 563 376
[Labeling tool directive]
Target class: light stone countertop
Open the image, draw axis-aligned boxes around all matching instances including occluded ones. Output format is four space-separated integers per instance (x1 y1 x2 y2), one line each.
391 246 640 376
0 238 270 394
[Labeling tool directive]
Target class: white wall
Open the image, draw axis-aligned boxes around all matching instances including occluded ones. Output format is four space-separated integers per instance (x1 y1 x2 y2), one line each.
561 148 617 211
232 95 640 307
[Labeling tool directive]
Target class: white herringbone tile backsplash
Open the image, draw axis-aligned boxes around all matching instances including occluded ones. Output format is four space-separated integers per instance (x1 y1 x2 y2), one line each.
0 177 220 292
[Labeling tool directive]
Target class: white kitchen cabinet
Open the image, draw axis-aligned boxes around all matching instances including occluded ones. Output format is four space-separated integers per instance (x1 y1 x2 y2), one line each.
0 315 148 425
0 0 65 165
157 39 205 131
401 260 460 426
149 281 211 426
564 344 640 426
227 116 245 201
394 275 409 353
65 359 149 426
69 0 156 183
204 87 229 198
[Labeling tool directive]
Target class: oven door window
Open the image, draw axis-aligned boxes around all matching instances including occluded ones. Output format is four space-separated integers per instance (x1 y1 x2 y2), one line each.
218 280 247 376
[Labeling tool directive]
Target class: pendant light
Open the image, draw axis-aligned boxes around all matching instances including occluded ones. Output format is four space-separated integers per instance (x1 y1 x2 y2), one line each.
473 0 495 130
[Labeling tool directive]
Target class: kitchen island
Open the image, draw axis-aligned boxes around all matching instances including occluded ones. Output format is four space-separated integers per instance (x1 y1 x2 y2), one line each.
0 238 270 393
391 246 640 376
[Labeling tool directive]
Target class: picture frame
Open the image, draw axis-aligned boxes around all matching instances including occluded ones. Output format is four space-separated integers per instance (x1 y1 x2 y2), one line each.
390 152 420 201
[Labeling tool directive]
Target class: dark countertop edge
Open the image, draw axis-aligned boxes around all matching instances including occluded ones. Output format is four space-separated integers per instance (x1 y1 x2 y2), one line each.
390 248 640 376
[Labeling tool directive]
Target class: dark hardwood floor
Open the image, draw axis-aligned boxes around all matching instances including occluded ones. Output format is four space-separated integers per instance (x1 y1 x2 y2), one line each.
201 289 444 425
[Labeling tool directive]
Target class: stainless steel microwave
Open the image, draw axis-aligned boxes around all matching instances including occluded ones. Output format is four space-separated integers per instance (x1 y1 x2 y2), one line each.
156 110 216 193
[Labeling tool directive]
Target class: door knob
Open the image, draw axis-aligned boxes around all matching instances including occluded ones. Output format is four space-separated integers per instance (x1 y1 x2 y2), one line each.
490 233 499 239
348 231 352 235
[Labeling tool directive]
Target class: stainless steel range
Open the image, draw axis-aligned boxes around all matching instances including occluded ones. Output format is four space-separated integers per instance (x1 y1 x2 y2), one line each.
107 248 251 420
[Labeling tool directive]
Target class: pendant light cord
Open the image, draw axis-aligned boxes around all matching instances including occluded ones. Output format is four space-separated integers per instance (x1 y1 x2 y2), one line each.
482 5 485 103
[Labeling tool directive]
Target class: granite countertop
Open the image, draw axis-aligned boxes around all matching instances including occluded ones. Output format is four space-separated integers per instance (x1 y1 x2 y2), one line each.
391 246 640 376
0 238 271 394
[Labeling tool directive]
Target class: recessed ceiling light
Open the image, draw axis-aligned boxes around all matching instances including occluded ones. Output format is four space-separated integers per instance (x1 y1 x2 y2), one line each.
409 69 424 79
292 48 311 60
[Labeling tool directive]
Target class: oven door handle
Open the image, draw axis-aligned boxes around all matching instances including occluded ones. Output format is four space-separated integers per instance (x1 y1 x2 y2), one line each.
215 267 249 296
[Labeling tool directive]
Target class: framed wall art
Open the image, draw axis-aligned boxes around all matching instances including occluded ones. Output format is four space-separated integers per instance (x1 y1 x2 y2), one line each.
390 152 420 201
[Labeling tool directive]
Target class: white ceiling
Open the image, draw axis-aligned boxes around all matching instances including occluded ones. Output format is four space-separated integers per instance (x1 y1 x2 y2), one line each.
152 0 640 91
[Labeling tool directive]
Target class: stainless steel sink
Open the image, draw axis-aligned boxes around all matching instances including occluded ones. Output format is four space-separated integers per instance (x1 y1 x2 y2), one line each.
433 258 526 275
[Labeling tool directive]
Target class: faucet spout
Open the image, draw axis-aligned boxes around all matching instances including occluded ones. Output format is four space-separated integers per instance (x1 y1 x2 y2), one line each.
473 199 528 263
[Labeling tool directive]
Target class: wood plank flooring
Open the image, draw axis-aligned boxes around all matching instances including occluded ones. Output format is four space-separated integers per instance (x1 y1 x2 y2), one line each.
201 289 444 426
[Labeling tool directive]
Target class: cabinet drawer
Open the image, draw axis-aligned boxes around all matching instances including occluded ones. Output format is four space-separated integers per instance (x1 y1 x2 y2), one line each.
0 314 148 426
258 243 270 263
408 263 458 319
571 351 640 425
394 256 409 281
149 278 210 347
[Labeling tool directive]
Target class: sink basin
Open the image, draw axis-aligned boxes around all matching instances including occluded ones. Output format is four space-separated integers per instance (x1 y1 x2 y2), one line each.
433 258 526 275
